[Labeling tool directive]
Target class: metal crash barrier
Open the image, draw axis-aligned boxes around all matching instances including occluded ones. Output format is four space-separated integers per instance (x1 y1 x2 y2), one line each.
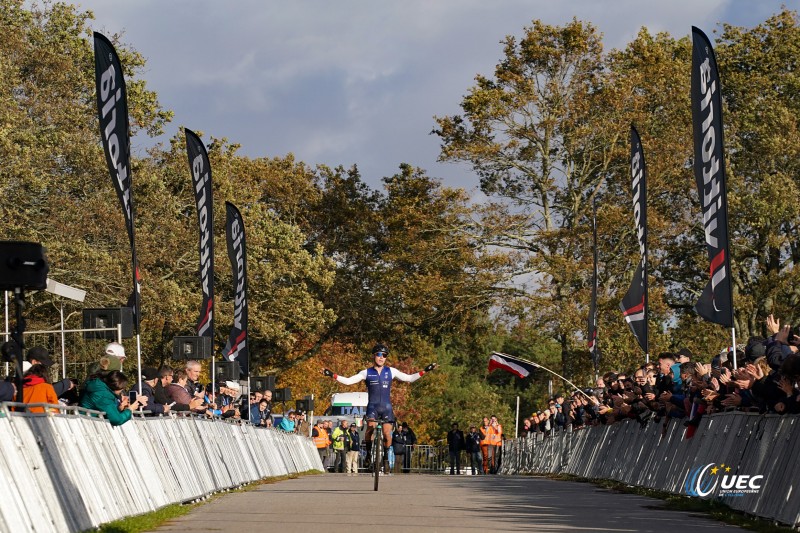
0 404 323 533
500 412 800 528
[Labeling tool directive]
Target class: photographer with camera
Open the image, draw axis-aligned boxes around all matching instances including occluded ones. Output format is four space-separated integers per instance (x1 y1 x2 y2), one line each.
182 361 211 415
79 370 146 426
184 360 203 397
217 382 241 419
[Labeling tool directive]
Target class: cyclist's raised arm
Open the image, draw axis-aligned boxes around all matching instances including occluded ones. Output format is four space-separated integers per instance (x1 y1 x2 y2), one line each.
391 363 436 383
323 369 367 385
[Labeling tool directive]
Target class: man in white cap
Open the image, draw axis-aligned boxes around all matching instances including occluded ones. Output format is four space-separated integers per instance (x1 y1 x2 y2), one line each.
105 342 126 365
218 381 241 419
85 342 127 379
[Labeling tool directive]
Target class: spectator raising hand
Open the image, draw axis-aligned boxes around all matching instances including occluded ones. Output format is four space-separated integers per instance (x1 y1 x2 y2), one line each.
766 314 780 336
775 324 792 345
721 393 742 408
734 372 755 390
778 376 794 396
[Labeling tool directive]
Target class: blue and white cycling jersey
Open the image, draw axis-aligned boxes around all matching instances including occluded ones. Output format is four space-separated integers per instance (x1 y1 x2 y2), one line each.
335 366 422 420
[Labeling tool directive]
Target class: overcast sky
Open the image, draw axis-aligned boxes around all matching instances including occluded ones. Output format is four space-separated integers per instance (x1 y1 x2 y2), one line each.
75 0 795 194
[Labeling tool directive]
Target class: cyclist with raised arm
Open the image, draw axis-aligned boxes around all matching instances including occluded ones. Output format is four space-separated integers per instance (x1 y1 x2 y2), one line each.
322 343 436 473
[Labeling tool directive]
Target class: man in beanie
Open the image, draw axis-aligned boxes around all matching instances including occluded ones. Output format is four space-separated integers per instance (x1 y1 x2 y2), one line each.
131 366 170 416
675 348 693 364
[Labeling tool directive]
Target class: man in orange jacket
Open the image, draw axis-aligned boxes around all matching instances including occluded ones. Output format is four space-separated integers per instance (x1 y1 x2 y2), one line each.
312 419 331 471
479 416 491 474
487 415 503 474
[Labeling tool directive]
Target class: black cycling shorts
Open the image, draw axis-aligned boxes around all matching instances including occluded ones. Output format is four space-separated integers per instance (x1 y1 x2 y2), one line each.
366 402 395 422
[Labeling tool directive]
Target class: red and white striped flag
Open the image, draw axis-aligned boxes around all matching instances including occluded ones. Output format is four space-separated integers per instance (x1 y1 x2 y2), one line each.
488 352 536 379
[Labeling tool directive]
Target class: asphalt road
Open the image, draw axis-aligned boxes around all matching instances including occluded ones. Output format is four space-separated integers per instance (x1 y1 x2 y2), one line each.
151 474 741 532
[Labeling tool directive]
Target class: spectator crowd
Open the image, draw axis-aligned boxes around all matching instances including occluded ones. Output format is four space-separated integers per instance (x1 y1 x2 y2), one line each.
1 341 317 433
8 313 798 475
515 314 800 441
312 418 419 475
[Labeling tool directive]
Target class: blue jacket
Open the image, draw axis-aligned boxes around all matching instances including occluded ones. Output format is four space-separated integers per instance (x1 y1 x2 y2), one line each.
131 381 166 415
250 404 263 425
278 417 295 432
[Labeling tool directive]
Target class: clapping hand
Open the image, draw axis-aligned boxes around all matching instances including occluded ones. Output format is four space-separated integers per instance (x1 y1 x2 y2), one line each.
746 363 764 380
778 376 795 396
701 389 719 402
694 362 709 378
189 397 204 410
734 370 755 390
721 393 741 408
766 314 781 336
776 324 792 345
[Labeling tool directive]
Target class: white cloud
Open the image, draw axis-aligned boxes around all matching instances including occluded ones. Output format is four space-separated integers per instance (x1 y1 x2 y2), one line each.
75 0 792 194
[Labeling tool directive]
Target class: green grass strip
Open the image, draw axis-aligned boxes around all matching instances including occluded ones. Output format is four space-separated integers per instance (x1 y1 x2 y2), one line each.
89 470 322 533
545 473 795 533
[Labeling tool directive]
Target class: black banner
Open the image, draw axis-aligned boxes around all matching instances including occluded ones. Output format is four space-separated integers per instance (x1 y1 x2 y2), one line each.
619 125 648 354
691 27 734 328
94 32 140 333
588 200 599 370
185 129 214 340
224 202 248 375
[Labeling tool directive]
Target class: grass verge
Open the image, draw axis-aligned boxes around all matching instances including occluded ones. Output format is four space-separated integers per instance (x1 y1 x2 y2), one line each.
545 473 795 533
91 470 322 533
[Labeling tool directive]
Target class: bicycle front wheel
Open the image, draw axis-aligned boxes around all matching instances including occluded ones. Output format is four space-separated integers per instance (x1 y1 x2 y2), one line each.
373 431 382 491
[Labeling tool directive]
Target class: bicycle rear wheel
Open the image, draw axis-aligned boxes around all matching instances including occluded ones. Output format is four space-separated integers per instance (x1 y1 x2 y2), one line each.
373 429 382 491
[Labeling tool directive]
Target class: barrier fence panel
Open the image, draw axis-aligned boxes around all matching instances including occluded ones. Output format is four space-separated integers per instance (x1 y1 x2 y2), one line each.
0 405 322 533
500 412 800 528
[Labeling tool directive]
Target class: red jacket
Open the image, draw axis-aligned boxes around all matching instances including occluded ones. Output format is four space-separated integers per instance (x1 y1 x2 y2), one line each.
23 376 59 413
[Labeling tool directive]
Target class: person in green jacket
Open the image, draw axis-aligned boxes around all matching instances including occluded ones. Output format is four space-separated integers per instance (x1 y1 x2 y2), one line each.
79 370 147 426
331 419 350 473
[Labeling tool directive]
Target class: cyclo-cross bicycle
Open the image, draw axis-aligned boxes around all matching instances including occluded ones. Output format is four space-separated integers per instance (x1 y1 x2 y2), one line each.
372 417 391 491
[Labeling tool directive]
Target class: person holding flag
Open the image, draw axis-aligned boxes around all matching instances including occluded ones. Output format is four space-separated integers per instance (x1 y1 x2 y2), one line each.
322 343 436 473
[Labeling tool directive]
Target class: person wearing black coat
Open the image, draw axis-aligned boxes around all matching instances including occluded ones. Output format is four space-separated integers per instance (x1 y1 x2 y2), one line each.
446 423 465 475
130 367 170 416
465 426 483 475
393 422 416 473
345 424 361 475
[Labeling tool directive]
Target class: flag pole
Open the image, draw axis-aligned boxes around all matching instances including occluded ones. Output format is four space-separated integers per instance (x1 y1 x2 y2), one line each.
136 333 142 400
493 352 593 401
731 327 737 371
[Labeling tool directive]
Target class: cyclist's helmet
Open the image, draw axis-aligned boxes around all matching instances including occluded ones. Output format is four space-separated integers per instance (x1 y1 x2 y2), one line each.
372 343 389 358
